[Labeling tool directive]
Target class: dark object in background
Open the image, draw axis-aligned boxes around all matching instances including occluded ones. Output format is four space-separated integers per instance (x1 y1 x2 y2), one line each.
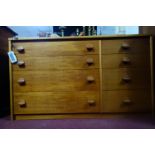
0 26 17 117
139 26 155 116
53 26 97 36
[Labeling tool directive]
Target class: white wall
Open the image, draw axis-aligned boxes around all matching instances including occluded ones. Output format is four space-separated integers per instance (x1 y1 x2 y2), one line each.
115 26 139 34
125 26 139 34
98 26 139 35
9 26 53 37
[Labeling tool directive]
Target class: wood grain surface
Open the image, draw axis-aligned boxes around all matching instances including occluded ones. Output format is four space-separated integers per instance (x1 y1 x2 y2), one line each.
9 35 153 119
102 89 151 112
13 40 99 57
13 55 99 71
13 69 100 92
102 53 149 69
14 91 100 114
102 68 151 90
101 38 149 54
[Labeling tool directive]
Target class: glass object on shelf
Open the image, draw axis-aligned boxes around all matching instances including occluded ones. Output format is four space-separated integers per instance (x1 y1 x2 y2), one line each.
92 26 97 35
116 26 126 34
38 31 47 37
83 26 86 35
59 26 66 37
97 26 116 35
76 28 79 36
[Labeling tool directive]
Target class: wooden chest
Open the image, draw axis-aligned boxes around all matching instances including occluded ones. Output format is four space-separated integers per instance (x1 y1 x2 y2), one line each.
9 35 154 120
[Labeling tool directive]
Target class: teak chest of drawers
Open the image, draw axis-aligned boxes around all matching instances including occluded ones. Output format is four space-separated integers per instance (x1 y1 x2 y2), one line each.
9 35 154 120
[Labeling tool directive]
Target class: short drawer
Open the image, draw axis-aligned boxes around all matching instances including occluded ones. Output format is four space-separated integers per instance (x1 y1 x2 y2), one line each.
101 38 150 54
102 90 151 113
102 68 151 90
13 55 99 71
13 40 99 57
13 69 100 92
102 53 149 69
13 91 100 114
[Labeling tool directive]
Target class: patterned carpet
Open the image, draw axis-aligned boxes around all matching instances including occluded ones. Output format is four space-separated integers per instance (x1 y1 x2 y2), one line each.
0 116 155 129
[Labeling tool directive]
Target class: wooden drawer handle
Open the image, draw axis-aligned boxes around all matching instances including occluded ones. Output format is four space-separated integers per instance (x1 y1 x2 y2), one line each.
86 58 94 65
122 57 131 64
87 76 95 82
17 60 25 67
86 44 94 51
18 78 25 85
122 76 131 82
88 100 96 106
18 100 26 107
122 99 132 105
121 43 130 49
17 46 24 52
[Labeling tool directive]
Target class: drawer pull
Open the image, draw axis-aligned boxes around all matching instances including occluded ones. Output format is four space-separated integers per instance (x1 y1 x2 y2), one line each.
86 44 94 51
17 60 25 67
88 100 96 106
87 76 95 82
121 43 130 49
17 46 24 53
122 76 131 82
86 58 94 65
122 99 132 105
122 57 131 64
18 78 25 85
18 100 26 107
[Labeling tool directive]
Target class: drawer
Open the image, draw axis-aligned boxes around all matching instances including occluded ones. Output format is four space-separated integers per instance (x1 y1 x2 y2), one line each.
101 38 150 54
102 90 151 113
102 53 150 69
102 68 151 90
13 91 100 114
13 40 99 57
13 55 99 71
13 69 100 92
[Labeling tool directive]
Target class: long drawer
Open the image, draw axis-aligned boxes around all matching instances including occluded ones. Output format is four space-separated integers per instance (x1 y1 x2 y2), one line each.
102 68 151 90
13 91 100 114
13 69 100 92
13 40 99 57
102 90 151 113
13 55 99 71
102 53 149 69
101 38 150 54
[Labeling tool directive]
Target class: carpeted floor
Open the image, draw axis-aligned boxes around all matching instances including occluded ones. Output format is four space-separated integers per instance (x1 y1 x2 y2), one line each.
0 116 155 129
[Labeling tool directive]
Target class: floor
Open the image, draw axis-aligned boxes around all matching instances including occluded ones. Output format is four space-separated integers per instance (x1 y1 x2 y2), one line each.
0 116 155 129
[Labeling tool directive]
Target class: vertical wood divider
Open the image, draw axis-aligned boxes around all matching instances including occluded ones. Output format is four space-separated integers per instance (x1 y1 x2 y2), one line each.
150 36 154 118
99 40 103 113
9 39 14 120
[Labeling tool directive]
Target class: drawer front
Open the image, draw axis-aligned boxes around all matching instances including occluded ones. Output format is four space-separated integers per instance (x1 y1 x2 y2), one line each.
13 55 99 71
102 68 150 90
13 40 99 57
102 90 151 112
101 38 150 54
102 53 149 69
13 69 100 92
14 91 100 114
